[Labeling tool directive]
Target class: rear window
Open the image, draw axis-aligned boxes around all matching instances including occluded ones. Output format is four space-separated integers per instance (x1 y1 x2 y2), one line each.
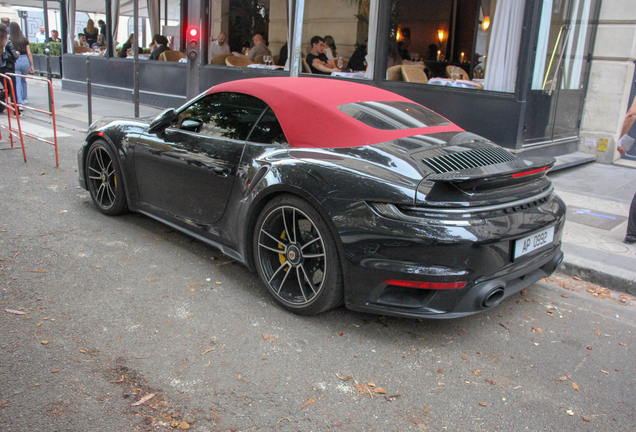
338 101 451 130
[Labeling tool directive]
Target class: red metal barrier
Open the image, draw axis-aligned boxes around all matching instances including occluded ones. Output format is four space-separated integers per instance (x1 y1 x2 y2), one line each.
0 73 26 163
0 73 59 167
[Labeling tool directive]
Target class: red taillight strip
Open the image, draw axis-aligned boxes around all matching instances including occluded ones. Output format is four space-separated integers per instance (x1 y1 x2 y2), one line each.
512 166 549 178
384 279 467 290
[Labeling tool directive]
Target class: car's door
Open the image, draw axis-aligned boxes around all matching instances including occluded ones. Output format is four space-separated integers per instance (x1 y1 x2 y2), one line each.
133 92 268 224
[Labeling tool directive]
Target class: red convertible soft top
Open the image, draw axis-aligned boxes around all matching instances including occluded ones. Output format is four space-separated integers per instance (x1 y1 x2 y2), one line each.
208 77 463 148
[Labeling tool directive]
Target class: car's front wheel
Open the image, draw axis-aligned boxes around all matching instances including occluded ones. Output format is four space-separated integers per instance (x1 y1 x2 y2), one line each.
86 140 128 216
254 195 343 315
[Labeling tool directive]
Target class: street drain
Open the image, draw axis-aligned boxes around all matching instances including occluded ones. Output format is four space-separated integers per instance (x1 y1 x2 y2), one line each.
62 104 83 108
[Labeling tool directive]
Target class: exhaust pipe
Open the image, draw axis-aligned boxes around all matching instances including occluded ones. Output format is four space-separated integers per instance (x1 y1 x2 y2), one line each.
482 287 505 308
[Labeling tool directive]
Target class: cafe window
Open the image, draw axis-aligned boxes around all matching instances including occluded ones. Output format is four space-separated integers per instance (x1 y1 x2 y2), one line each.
300 0 372 77
386 0 526 93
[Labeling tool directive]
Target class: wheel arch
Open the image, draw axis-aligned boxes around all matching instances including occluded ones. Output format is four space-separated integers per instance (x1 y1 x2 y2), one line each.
242 185 349 279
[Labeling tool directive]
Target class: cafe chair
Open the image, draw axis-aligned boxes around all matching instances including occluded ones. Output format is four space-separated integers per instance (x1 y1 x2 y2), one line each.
446 65 469 80
159 50 186 62
225 56 253 67
211 53 233 65
74 46 93 54
302 58 312 74
401 65 429 84
253 54 265 64
387 65 403 81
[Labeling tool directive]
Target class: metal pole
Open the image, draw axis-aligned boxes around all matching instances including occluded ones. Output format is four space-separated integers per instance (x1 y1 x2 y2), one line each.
290 0 304 77
86 57 92 125
164 0 168 26
60 0 67 55
42 0 53 93
133 0 139 117
105 0 114 58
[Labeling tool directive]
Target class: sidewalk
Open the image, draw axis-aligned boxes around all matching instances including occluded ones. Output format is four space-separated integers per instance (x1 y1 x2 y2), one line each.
15 78 636 296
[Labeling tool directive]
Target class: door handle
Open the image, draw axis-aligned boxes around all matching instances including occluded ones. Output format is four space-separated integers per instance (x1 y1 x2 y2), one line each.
211 166 230 177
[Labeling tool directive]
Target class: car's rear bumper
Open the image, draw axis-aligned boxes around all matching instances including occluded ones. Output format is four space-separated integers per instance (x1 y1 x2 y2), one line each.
331 193 566 318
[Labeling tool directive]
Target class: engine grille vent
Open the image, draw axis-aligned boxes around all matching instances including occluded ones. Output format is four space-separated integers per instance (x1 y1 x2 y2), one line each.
424 147 516 174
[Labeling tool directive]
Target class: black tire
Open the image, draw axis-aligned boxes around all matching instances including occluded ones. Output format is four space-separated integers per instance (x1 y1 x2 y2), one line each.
253 194 344 315
85 140 129 216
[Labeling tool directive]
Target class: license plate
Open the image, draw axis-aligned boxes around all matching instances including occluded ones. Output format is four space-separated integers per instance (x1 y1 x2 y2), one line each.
514 226 555 260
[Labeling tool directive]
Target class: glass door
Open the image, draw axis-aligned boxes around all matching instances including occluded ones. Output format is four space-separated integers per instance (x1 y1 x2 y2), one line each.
523 0 600 146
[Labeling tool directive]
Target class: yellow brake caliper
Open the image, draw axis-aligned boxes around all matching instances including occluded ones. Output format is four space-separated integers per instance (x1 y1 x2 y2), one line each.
278 230 288 268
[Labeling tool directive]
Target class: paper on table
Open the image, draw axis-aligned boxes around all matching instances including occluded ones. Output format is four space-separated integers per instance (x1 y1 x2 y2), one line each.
618 134 634 152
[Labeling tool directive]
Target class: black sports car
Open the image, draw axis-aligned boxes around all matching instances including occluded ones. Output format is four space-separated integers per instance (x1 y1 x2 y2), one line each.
78 77 565 318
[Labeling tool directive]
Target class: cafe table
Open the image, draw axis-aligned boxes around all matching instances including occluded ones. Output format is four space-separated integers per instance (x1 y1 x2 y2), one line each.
330 71 366 79
428 77 483 89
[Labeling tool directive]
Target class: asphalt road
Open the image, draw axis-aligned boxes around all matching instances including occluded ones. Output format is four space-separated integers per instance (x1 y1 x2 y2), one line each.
1 125 635 431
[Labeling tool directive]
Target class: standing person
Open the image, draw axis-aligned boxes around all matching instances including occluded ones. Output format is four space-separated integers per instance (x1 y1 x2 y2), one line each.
84 19 98 47
34 26 46 43
97 19 106 36
248 34 270 62
1 17 10 27
0 24 19 113
617 96 636 244
210 32 230 57
9 22 33 106
306 36 340 74
323 35 337 60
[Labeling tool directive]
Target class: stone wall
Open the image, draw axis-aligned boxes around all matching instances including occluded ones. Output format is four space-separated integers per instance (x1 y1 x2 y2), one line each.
580 0 636 163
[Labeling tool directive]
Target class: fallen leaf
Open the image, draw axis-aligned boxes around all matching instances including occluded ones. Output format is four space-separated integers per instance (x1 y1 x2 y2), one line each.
587 346 592 350
572 382 579 391
485 379 496 385
566 410 574 416
270 338 277 343
461 355 468 360
215 281 222 285
50 369 59 373
130 393 155 406
619 342 627 346
472 370 482 376
263 334 270 340
457 326 468 334
26 269 47 273
557 376 568 381
300 398 315 410
336 374 353 381
367 382 375 387
423 406 431 413
479 402 488 407
41 340 49 345
237 375 241 380
178 421 190 429
189 288 195 292
520 289 528 296
561 294 569 298
4 309 26 315
532 327 543 333
601 370 609 374
36 323 43 327
373 387 387 394
582 416 592 422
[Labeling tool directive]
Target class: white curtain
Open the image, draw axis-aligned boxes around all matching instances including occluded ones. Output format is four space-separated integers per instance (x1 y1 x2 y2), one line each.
484 0 526 92
147 0 160 38
111 0 121 44
364 0 379 80
531 0 553 89
65 0 76 53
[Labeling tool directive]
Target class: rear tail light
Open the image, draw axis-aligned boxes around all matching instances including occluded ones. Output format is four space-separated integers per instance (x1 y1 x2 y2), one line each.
384 279 466 290
512 166 549 178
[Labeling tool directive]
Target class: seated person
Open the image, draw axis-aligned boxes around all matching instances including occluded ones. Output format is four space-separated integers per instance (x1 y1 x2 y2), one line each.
248 34 271 61
91 34 105 50
149 35 170 60
210 32 230 57
348 41 367 72
74 33 90 48
277 42 288 67
387 38 402 68
118 34 142 57
306 36 340 75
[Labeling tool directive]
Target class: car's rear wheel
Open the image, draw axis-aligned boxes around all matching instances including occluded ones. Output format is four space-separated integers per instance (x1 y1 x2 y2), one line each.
254 195 343 315
86 140 128 216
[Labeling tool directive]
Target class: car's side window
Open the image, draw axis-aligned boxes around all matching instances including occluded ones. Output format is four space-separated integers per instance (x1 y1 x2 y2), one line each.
176 92 267 141
248 108 288 145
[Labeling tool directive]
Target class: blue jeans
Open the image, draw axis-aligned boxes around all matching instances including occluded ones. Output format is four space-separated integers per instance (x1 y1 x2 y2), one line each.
15 55 30 104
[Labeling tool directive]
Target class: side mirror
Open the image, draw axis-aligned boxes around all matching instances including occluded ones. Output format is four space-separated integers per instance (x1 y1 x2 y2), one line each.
148 108 178 134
